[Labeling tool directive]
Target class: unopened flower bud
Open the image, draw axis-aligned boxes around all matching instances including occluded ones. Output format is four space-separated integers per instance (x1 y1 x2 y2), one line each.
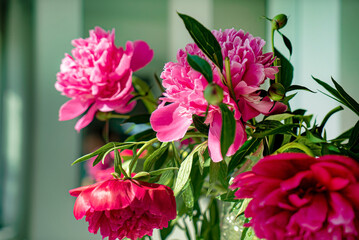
268 83 285 101
272 14 288 30
204 83 224 105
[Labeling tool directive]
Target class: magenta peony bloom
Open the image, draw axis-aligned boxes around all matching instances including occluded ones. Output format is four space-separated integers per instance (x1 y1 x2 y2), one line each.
230 153 359 240
56 27 153 131
69 179 177 240
150 28 286 162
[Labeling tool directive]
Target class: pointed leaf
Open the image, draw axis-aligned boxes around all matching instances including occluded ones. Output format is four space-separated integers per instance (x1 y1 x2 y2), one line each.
331 77 359 116
125 128 156 142
72 142 122 165
174 153 194 196
178 12 223 70
228 138 262 173
279 32 292 56
187 54 213 83
143 142 169 172
349 120 359 152
287 84 315 93
192 114 209 135
149 167 178 176
274 48 293 89
219 103 236 160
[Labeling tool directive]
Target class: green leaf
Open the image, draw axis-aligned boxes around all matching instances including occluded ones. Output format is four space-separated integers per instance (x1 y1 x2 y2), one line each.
287 84 315 93
279 32 292 56
182 181 194 216
275 142 314 156
349 120 359 152
208 161 228 194
228 138 262 173
253 120 297 138
173 153 194 196
132 76 157 113
219 103 236 160
266 113 294 121
331 77 359 116
71 142 121 165
132 171 150 181
187 54 213 83
157 168 175 186
149 167 178 176
143 142 169 172
192 114 210 135
274 48 294 89
178 12 223 70
125 128 156 142
318 106 343 134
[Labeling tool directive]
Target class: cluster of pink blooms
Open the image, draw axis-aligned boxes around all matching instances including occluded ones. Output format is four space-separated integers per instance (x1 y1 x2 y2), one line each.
230 153 359 240
56 27 153 131
59 25 359 240
150 28 286 162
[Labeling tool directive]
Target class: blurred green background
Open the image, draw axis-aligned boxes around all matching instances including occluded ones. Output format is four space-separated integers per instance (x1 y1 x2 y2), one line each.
0 0 358 239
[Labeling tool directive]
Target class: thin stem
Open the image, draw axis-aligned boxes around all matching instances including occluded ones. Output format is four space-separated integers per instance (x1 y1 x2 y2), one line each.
103 119 110 143
107 113 130 119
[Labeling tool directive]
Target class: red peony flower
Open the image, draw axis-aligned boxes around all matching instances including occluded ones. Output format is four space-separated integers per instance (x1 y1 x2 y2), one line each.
69 179 176 240
230 153 359 240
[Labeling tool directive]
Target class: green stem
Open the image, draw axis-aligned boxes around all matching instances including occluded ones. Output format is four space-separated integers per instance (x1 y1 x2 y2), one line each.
107 113 130 119
224 57 237 103
103 119 110 143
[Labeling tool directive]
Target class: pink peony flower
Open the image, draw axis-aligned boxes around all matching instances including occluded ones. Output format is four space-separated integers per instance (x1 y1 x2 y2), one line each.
230 153 359 240
150 28 286 162
69 179 177 240
56 27 153 131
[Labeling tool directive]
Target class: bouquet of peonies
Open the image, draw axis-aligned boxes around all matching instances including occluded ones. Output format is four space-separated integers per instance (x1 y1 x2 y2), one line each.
56 12 359 240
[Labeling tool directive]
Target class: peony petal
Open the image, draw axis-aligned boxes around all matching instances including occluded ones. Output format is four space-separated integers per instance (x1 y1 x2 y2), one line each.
288 194 327 232
74 104 98 132
89 180 136 211
328 192 354 226
150 103 192 142
59 98 91 121
208 111 223 162
227 120 246 156
130 40 154 71
72 187 94 220
242 63 265 86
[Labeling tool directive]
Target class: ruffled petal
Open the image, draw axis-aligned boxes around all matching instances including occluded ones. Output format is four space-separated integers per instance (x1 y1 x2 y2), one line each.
150 103 192 142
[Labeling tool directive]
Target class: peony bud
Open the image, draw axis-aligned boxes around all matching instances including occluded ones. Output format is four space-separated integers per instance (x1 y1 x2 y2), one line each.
271 14 288 30
203 83 224 105
268 82 285 101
